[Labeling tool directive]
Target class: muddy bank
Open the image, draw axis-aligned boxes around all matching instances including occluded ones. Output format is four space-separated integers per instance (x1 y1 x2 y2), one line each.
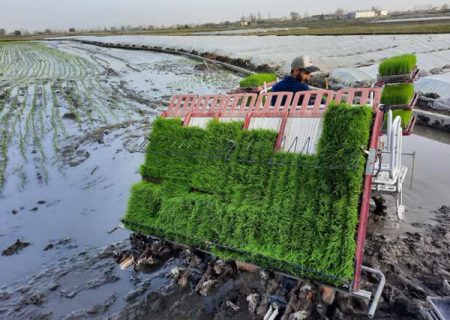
0 203 448 319
116 205 450 320
69 39 275 75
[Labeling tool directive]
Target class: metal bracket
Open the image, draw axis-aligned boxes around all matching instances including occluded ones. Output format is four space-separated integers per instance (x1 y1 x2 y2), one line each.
365 148 377 175
361 266 386 319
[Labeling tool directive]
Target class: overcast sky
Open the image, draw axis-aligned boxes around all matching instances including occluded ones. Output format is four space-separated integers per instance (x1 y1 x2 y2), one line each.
1 0 449 31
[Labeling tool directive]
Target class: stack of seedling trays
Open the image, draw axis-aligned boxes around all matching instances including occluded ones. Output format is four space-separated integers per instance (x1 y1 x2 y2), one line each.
232 73 277 93
377 54 418 135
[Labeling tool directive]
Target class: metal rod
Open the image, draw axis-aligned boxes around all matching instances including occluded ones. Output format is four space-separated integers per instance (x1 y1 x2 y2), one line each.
300 137 311 155
361 266 386 319
410 150 416 190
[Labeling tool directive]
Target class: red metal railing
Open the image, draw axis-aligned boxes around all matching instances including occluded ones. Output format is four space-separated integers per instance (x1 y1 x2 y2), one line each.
163 88 383 291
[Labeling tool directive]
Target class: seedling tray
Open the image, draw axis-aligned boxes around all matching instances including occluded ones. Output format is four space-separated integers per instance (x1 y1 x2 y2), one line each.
388 92 418 110
402 115 417 136
377 66 419 84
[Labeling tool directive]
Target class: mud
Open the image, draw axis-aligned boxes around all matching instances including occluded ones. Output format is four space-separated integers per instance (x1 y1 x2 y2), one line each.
2 240 31 256
111 204 450 320
1 42 450 319
112 234 328 320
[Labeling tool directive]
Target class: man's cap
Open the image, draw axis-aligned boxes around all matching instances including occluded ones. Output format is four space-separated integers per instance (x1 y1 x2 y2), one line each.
291 55 320 73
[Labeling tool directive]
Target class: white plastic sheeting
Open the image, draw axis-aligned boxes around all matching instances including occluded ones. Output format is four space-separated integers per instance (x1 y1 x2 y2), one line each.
70 34 450 73
66 34 450 101
415 73 450 99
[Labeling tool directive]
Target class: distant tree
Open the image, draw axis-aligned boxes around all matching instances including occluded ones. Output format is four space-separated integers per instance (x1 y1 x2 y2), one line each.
441 4 449 11
257 11 262 21
371 6 380 12
14 30 21 36
0 29 5 36
319 14 325 20
303 12 310 19
120 25 126 31
249 13 257 23
44 28 52 34
290 11 300 21
69 27 76 33
335 8 345 19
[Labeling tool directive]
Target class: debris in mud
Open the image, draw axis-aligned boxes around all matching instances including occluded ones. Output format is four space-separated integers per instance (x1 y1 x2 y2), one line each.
44 238 76 251
62 112 78 121
87 294 117 314
0 241 127 319
114 233 327 320
328 205 450 319
2 239 31 256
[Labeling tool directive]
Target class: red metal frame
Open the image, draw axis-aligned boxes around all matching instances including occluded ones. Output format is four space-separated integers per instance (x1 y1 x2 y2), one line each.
353 108 384 290
335 87 382 111
251 92 292 150
290 90 335 117
220 93 258 118
163 90 383 291
164 94 198 118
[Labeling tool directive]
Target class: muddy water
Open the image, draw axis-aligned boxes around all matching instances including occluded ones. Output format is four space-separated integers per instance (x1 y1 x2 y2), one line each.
0 42 242 319
372 125 450 236
1 42 450 319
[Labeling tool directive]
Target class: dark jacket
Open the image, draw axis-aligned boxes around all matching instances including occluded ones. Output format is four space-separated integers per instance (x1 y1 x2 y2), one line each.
271 76 309 105
271 76 309 94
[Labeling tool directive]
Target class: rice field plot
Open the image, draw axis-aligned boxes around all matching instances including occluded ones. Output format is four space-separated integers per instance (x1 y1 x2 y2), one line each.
0 41 151 192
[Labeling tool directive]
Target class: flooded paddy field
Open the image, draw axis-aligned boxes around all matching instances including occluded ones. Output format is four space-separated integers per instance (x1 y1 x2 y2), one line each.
0 41 449 319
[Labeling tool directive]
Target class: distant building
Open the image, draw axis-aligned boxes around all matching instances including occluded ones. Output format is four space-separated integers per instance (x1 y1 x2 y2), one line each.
348 10 377 19
240 21 249 26
348 10 388 19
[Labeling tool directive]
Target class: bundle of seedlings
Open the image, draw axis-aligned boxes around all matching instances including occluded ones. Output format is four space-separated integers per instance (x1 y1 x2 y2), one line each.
124 103 373 286
239 73 277 88
381 83 415 128
380 83 415 106
378 54 417 77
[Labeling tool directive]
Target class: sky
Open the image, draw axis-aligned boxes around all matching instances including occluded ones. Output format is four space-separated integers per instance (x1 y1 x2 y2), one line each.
1 0 449 32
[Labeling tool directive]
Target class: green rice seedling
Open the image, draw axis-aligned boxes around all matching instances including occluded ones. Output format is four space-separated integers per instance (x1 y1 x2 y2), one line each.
0 129 8 188
124 104 373 285
191 119 243 196
124 181 163 223
378 54 417 76
239 73 277 88
381 83 415 106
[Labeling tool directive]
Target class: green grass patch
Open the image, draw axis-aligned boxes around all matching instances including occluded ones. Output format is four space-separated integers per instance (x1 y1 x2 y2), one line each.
379 54 417 76
124 103 373 285
240 73 277 88
381 84 415 106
